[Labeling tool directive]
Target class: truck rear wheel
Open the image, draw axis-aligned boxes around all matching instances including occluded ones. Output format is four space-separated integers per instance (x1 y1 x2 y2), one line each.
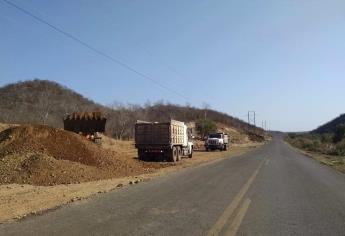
177 147 181 161
168 147 178 162
138 149 146 161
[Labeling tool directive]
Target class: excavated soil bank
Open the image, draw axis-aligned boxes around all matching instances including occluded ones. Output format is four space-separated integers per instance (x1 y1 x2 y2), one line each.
0 125 173 185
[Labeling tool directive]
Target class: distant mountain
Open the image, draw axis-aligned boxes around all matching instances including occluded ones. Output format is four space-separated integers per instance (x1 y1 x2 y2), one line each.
0 79 264 139
312 114 345 134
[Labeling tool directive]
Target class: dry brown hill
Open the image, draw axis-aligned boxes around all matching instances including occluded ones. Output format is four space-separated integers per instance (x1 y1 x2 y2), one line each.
0 79 265 140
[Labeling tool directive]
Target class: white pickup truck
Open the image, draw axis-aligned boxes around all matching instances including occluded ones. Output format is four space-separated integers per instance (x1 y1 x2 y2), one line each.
205 132 229 151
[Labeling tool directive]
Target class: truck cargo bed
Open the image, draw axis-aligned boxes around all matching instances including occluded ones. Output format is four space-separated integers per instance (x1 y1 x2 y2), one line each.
135 120 185 148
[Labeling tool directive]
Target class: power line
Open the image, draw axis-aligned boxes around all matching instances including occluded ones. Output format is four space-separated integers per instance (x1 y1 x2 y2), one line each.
141 46 186 81
2 0 189 101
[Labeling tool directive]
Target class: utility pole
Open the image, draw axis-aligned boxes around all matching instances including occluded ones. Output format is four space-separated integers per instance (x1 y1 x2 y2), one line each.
203 103 209 120
262 120 268 131
248 111 256 126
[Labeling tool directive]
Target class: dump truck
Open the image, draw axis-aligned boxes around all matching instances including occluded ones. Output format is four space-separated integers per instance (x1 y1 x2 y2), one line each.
205 132 229 151
135 120 193 162
63 112 106 143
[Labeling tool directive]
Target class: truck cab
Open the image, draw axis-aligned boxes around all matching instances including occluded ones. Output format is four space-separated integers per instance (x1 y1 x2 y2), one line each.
205 132 229 151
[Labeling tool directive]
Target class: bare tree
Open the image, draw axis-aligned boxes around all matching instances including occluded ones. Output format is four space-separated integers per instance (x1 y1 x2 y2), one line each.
36 82 58 125
108 102 133 140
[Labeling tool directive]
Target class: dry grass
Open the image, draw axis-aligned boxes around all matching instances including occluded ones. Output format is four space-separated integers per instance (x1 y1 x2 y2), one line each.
0 123 17 133
286 142 345 174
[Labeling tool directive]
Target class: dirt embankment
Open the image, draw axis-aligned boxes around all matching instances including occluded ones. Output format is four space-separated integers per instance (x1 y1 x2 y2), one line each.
0 125 172 186
216 123 267 143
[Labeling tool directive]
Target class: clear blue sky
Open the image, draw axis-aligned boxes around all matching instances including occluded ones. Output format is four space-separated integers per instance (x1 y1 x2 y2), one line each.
1 0 345 132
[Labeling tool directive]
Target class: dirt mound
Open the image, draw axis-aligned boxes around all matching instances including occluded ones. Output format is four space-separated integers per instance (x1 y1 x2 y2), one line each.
0 125 113 167
0 125 173 186
0 153 112 185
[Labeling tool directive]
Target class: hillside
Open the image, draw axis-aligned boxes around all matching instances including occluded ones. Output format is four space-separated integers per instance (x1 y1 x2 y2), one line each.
0 79 264 140
0 79 105 127
312 114 345 134
286 114 345 174
287 113 345 159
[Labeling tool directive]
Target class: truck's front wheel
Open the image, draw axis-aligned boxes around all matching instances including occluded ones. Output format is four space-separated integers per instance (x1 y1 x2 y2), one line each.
188 149 193 158
138 149 147 161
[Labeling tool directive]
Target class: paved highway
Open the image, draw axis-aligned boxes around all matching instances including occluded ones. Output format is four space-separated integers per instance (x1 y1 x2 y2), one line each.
1 135 345 235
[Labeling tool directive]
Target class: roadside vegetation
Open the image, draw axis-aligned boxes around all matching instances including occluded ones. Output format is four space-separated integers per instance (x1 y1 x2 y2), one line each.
286 119 345 173
195 119 217 138
286 131 345 156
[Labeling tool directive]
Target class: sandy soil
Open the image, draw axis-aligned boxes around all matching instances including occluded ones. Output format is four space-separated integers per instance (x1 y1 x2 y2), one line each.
0 142 262 223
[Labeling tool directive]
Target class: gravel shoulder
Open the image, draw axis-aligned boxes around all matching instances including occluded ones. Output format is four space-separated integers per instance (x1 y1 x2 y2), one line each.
0 142 262 223
285 141 345 174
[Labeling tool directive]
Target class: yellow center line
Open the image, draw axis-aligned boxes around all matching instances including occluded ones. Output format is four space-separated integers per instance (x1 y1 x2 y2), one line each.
207 159 265 236
225 198 251 236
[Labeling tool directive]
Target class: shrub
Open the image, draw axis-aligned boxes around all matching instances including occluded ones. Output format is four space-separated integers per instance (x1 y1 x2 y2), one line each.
196 119 217 138
321 133 333 143
335 140 345 156
333 124 345 143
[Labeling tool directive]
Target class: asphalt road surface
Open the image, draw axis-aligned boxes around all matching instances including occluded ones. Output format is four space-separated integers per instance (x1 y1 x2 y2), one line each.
1 135 345 236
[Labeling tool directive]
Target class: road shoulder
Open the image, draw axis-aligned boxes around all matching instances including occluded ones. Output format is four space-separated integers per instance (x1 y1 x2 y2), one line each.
285 141 345 174
0 143 264 223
